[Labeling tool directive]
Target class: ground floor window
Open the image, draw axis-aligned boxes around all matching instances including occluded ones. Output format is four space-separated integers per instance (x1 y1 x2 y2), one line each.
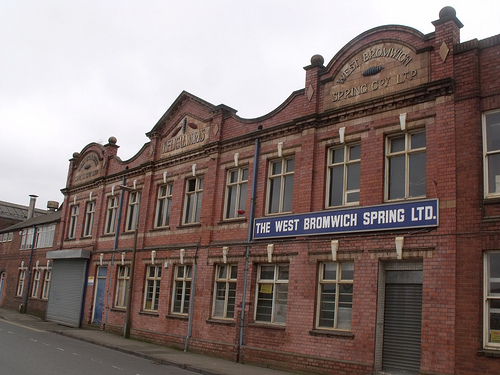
316 261 354 330
485 252 500 349
31 269 41 298
212 264 237 319
16 269 26 297
255 264 289 324
115 265 130 308
42 269 51 300
143 265 161 312
172 264 192 315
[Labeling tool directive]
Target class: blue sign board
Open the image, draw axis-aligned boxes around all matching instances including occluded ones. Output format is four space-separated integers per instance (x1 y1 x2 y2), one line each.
253 199 439 240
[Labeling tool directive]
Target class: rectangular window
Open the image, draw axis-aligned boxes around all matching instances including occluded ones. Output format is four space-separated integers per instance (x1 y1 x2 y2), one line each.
386 131 426 200
115 265 130 308
42 269 51 300
255 264 289 324
155 184 173 228
224 167 248 219
327 144 361 207
483 110 500 198
35 224 56 248
68 204 79 239
105 195 119 234
212 264 238 319
83 201 95 237
16 269 26 297
31 269 41 298
267 157 294 214
0 232 13 242
20 228 34 250
484 252 500 349
317 262 354 330
125 191 141 231
143 265 161 312
184 177 203 224
172 264 192 315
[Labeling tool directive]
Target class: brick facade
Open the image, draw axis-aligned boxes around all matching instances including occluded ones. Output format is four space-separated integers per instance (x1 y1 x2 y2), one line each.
1 7 500 374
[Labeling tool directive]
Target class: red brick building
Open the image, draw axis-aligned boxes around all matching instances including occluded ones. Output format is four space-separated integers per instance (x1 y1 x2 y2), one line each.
2 6 500 374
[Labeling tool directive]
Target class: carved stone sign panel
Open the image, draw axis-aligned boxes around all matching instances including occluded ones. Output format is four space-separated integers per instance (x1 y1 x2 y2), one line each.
324 43 429 111
73 151 102 184
161 116 210 157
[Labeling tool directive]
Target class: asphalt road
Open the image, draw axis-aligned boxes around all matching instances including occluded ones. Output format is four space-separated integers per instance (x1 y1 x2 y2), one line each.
0 320 196 375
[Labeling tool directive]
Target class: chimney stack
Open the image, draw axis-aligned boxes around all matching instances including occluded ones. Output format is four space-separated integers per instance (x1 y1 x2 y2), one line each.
27 195 38 219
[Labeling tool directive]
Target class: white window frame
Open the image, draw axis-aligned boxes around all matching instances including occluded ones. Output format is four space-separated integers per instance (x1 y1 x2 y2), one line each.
105 195 119 234
326 144 361 207
125 191 141 231
212 264 238 319
83 201 95 237
254 264 289 324
316 261 354 331
31 268 41 298
483 110 500 198
172 264 192 315
224 167 248 219
266 157 295 215
42 268 51 300
385 130 426 201
143 265 161 312
35 224 56 249
115 265 130 308
154 184 173 228
68 204 79 239
16 269 26 297
183 177 203 224
484 251 500 349
20 228 35 250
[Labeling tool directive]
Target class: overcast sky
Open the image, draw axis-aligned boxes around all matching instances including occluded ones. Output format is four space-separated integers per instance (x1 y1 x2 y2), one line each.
1 1 499 210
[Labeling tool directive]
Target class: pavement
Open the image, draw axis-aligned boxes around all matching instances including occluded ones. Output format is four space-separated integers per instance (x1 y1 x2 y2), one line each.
0 307 296 375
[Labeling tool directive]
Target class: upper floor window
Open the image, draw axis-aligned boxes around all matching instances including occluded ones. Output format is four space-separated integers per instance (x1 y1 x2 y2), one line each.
35 224 55 249
316 262 354 331
125 191 141 231
184 177 203 224
172 264 192 315
155 184 173 228
212 264 238 319
83 201 95 237
255 264 289 324
386 131 426 200
0 232 13 242
327 144 360 207
104 195 119 234
68 204 79 239
224 167 248 219
484 251 500 349
483 110 500 198
267 157 294 215
20 228 34 250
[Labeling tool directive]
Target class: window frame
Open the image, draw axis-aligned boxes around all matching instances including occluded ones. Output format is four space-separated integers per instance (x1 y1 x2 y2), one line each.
20 228 35 250
154 184 173 228
35 224 56 249
83 200 95 237
115 265 130 309
104 195 119 234
224 167 249 220
266 157 295 215
68 204 79 239
484 251 500 349
482 110 500 199
31 268 42 298
143 265 161 312
316 261 354 331
16 269 26 297
326 143 361 208
183 177 204 225
385 130 426 201
212 264 238 319
125 191 141 231
254 263 289 325
172 264 192 315
42 268 51 300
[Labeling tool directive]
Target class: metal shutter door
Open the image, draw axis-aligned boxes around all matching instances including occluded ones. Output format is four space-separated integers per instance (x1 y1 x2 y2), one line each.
382 272 422 373
46 259 87 327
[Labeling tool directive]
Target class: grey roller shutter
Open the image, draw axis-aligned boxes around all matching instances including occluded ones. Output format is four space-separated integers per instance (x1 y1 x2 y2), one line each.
46 259 87 327
382 271 422 374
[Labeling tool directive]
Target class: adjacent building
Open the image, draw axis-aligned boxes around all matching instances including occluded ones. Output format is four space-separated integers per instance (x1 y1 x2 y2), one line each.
1 7 500 374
